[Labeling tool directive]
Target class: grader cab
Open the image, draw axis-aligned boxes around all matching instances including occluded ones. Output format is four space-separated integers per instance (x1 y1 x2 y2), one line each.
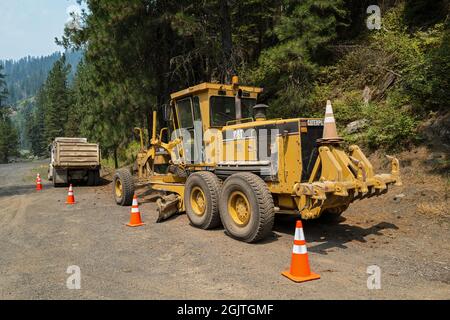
113 77 401 243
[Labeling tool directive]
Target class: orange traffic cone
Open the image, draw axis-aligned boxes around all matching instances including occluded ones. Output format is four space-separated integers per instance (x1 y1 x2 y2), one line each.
126 194 145 227
320 100 343 143
36 174 43 191
282 221 320 283
66 184 76 205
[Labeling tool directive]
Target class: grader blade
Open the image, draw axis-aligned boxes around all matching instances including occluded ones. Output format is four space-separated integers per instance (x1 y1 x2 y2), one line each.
293 101 402 220
156 194 180 223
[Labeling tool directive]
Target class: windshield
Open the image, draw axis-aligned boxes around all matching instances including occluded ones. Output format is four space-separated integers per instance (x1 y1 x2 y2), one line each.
210 96 257 127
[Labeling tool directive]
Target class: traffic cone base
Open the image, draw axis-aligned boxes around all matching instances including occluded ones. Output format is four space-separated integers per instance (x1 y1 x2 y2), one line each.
126 222 145 227
281 271 320 283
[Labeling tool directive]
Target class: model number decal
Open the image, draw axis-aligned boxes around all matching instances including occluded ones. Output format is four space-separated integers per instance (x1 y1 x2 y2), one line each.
307 119 323 126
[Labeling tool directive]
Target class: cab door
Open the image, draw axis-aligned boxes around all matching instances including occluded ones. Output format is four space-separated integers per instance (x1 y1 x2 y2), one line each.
175 96 204 164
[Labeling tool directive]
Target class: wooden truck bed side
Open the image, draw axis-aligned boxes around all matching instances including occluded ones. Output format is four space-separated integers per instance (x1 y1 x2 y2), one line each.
55 142 100 168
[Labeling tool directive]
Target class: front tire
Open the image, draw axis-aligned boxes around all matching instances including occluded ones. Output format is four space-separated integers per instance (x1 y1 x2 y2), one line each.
184 172 222 230
113 169 134 206
220 173 275 243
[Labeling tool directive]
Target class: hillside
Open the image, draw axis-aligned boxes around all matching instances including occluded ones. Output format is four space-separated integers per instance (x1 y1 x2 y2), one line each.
1 51 82 149
1 51 82 104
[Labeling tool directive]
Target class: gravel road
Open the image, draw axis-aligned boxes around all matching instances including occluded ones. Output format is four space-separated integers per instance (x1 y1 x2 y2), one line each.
0 160 448 299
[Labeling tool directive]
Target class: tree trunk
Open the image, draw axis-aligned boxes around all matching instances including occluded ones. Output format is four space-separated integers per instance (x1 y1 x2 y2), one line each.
113 147 119 169
219 0 234 82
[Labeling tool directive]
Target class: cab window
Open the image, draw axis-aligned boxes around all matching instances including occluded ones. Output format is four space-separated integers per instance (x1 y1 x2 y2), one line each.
177 98 194 128
210 96 257 127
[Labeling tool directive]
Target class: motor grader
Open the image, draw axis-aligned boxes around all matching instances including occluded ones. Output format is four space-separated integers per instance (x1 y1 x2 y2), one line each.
112 77 401 243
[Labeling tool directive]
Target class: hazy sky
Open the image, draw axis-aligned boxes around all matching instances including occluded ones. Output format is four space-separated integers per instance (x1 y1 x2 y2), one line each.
0 0 84 60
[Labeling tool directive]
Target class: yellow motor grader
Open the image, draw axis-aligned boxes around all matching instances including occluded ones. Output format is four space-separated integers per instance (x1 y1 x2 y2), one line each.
113 77 401 243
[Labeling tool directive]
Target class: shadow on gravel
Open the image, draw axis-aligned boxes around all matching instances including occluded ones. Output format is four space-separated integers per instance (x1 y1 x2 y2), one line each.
53 178 111 188
0 184 37 198
272 214 399 254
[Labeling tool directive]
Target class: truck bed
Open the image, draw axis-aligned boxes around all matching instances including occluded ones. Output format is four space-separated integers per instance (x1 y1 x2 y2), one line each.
55 142 100 168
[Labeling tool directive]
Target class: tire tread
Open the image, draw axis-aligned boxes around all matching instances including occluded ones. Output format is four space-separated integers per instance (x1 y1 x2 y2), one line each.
221 172 275 243
185 171 222 229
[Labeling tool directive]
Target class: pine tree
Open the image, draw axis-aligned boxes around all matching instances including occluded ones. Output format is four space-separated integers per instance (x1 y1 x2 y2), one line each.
0 64 7 107
43 56 71 143
26 88 47 157
0 64 19 163
251 0 347 117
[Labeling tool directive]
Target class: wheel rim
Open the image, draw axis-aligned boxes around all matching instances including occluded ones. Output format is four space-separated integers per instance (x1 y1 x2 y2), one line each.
190 186 206 216
115 179 123 198
228 191 251 227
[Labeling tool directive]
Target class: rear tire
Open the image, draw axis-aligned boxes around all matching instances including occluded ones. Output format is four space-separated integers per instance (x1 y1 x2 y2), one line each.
113 169 134 206
94 169 101 186
184 172 222 230
220 173 274 243
87 170 95 186
53 168 66 188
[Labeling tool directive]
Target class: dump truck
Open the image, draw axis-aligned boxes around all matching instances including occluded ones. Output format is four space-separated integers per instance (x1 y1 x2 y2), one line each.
48 137 101 187
112 77 401 243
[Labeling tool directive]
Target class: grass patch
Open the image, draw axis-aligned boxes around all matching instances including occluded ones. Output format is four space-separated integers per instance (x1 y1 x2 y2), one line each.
24 164 49 183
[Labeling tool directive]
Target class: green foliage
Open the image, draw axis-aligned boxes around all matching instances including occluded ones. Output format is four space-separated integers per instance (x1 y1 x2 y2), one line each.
404 0 449 29
0 116 19 163
304 3 448 151
370 4 448 113
247 0 347 118
363 101 418 150
0 52 81 104
42 56 72 143
26 89 47 157
25 56 73 156
331 90 364 124
0 65 19 162
0 64 7 106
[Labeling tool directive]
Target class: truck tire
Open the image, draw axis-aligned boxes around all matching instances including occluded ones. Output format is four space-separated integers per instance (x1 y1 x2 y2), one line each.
220 173 275 243
113 169 134 206
87 170 95 186
48 167 53 181
94 169 101 186
184 171 222 230
53 168 67 188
